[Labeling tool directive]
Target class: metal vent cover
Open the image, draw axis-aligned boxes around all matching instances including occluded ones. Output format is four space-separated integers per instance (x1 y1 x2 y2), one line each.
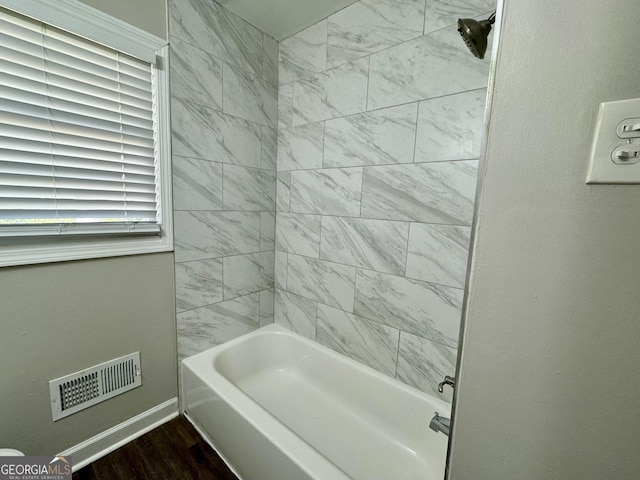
49 352 142 421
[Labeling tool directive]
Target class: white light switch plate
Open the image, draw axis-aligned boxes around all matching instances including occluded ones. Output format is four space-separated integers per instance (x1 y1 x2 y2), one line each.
586 98 640 184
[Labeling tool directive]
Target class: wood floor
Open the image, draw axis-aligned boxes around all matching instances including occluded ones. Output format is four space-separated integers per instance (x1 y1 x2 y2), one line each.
72 416 239 480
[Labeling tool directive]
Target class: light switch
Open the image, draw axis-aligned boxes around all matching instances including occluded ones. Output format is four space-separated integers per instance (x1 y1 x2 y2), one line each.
586 98 640 184
617 118 640 139
611 146 640 165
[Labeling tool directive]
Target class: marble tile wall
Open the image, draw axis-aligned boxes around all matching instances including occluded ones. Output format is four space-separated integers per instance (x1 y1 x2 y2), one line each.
274 0 494 402
169 0 277 361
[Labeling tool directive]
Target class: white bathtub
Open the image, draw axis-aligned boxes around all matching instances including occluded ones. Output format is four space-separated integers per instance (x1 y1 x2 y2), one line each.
181 324 451 480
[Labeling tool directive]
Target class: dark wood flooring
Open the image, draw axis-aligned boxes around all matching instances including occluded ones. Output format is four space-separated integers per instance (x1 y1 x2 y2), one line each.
72 416 238 480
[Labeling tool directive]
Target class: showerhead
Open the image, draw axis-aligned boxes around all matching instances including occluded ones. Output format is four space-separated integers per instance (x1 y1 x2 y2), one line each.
457 12 496 59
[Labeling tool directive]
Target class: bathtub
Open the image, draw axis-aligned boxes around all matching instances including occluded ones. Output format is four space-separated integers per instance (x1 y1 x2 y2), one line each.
181 324 451 480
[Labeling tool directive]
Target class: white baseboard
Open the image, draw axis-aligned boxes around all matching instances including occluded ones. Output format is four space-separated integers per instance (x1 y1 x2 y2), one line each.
59 398 179 472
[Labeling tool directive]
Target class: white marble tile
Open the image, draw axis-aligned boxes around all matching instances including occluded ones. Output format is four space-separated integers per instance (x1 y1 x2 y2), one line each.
327 0 425 68
368 28 490 111
174 211 260 263
172 156 223 211
361 161 478 224
324 104 418 168
424 0 496 34
223 165 276 212
320 217 409 275
260 289 275 326
178 336 205 362
260 212 276 251
290 167 363 217
223 252 274 299
170 36 223 111
279 20 327 85
171 98 262 168
169 0 263 75
293 58 369 126
275 251 287 290
276 171 291 212
274 288 317 339
354 269 463 347
406 223 471 289
396 332 457 402
277 123 325 171
175 259 223 313
287 254 356 312
261 127 277 170
278 84 294 129
262 34 279 88
177 292 260 359
276 212 322 258
415 89 487 162
223 63 278 128
316 304 400 376
259 315 274 327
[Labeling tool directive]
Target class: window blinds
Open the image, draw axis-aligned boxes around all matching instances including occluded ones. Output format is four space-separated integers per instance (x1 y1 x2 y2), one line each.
0 6 160 234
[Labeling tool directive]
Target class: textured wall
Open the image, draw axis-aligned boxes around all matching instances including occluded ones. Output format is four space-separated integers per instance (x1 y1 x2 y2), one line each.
169 0 278 361
274 0 494 399
448 0 640 478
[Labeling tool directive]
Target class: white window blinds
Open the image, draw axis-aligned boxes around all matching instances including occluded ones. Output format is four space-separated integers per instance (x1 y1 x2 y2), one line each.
0 6 160 234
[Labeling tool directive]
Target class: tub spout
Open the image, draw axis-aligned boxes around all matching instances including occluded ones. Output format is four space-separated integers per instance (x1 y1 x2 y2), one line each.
429 412 450 437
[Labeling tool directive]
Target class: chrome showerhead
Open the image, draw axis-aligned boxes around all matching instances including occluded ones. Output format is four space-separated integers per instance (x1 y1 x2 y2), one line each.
457 12 496 59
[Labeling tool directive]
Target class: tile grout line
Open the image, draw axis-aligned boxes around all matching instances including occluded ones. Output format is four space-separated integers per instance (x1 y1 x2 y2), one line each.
318 215 325 261
394 329 402 379
422 0 428 35
259 125 264 169
283 250 464 292
308 13 461 74
176 288 268 316
322 119 327 169
283 252 288 290
266 85 487 134
325 17 329 73
358 167 365 219
313 301 319 342
412 99 421 163
285 277 457 351
276 155 480 173
365 55 371 112
403 222 412 277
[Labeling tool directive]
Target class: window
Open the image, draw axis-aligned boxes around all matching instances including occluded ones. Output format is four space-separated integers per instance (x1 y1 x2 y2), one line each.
0 0 171 267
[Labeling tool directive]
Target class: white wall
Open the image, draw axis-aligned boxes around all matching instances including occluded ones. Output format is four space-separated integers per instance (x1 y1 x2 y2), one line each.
449 0 640 478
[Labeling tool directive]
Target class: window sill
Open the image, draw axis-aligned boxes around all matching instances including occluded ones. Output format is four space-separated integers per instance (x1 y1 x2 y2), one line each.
0 232 173 267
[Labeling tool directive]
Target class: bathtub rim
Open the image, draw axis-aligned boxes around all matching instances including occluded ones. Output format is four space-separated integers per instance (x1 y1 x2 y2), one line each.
181 324 451 479
183 323 451 406
182 325 353 480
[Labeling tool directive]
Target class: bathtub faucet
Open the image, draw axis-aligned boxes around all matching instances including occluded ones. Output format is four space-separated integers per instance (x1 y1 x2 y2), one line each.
438 375 455 393
429 412 450 437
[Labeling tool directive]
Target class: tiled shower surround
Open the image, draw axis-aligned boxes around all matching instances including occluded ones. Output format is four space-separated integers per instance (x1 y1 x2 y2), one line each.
274 0 494 402
170 0 494 402
169 0 278 360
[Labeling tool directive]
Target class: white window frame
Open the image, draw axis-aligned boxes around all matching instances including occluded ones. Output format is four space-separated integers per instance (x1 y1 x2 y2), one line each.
0 0 173 267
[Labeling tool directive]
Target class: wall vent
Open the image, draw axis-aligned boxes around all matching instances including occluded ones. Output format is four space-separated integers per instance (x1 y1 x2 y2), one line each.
49 352 142 421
